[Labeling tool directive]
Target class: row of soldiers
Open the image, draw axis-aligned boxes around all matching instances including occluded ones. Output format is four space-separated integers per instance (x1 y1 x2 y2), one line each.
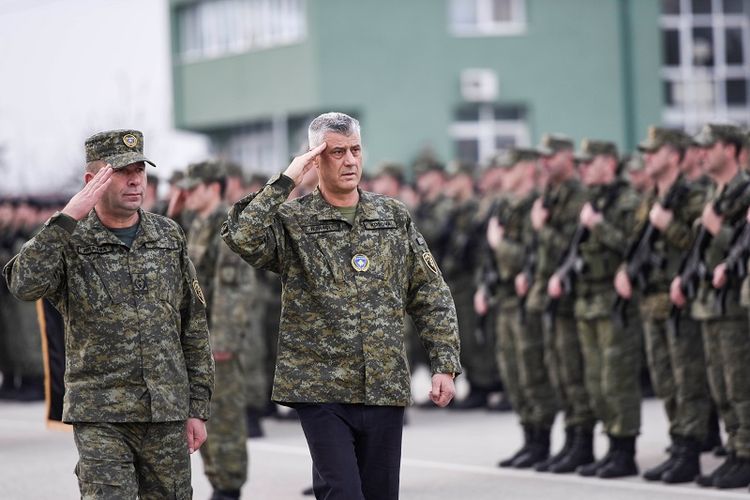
396 123 750 491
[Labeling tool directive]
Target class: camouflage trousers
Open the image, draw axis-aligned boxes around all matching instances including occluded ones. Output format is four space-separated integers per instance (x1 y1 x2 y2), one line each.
496 307 557 428
450 278 499 389
577 316 641 437
642 308 711 440
73 421 191 500
700 316 750 458
543 313 595 431
201 357 248 491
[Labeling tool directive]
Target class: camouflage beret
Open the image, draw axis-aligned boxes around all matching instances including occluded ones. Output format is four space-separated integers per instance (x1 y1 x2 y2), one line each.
177 161 226 190
374 162 406 184
638 126 691 153
85 129 156 170
693 123 745 147
577 139 618 162
537 133 574 156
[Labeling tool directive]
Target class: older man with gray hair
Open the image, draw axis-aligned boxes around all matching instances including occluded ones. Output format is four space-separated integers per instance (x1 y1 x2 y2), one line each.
222 112 461 499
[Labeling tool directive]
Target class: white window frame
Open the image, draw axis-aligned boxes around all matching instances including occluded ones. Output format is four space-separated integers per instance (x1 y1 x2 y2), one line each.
450 104 529 165
449 0 527 37
660 0 750 131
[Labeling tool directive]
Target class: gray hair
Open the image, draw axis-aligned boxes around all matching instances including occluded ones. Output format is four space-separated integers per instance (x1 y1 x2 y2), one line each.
308 112 360 149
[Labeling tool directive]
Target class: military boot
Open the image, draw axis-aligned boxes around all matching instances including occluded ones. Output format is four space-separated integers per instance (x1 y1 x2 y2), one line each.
245 407 264 438
702 407 723 454
551 427 594 474
597 436 638 479
696 452 736 487
643 434 679 481
662 436 700 484
498 425 532 468
714 457 750 489
536 426 574 472
512 427 550 468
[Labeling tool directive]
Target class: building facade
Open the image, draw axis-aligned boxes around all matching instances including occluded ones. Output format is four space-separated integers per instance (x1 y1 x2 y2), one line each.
169 0 750 175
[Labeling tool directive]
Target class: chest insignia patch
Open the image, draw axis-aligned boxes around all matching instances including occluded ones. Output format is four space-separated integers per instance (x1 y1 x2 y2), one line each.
351 254 370 272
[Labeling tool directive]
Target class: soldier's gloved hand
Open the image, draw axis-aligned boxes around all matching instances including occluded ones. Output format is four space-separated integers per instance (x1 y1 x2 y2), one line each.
186 417 207 454
429 373 456 407
283 143 327 186
62 165 114 220
530 197 549 230
712 262 728 289
547 274 563 299
614 269 632 299
670 277 686 308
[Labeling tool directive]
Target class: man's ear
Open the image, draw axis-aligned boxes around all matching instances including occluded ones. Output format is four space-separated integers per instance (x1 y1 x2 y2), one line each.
83 172 95 185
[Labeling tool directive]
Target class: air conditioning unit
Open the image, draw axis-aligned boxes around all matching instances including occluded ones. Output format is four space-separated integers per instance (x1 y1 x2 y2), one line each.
460 69 498 102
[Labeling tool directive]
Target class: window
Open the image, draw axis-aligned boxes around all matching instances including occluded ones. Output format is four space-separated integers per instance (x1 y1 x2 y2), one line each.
176 0 306 63
449 0 526 36
450 104 529 165
660 0 750 130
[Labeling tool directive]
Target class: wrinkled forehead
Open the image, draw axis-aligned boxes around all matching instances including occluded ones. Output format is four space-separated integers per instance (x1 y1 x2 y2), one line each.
323 131 361 149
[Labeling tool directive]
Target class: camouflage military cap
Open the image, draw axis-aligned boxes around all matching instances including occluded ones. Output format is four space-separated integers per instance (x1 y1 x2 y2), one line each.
496 148 540 168
374 162 406 184
623 153 645 172
638 126 691 153
412 159 445 177
85 129 156 170
576 139 618 162
168 170 185 185
693 123 745 147
451 161 476 177
177 161 226 190
537 133 574 156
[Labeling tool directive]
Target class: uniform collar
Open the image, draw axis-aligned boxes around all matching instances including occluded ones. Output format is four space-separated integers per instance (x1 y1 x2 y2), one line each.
310 187 380 222
81 208 160 248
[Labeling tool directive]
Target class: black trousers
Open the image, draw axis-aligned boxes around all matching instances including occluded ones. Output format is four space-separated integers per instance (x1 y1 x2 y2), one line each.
294 403 405 500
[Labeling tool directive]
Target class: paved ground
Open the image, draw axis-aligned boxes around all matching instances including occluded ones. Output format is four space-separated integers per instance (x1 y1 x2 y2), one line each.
0 398 747 499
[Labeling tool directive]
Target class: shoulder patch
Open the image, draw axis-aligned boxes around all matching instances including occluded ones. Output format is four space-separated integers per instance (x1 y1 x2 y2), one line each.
422 251 440 275
192 279 206 306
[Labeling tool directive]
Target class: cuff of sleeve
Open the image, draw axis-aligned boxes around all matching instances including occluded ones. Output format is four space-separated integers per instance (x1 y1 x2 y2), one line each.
189 399 211 421
47 212 78 234
269 174 296 191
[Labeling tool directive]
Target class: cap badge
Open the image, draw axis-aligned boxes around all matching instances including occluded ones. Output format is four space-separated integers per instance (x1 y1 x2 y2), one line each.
123 134 138 148
351 254 370 272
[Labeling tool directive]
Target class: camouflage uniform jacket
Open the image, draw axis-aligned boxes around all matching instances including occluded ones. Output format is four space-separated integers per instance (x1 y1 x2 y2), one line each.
528 178 587 314
492 191 536 309
630 176 706 318
575 181 640 319
414 194 454 265
691 170 750 320
188 204 261 353
3 209 214 423
221 175 461 406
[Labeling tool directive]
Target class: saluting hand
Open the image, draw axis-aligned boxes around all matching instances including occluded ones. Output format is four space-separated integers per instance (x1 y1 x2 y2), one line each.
62 165 114 220
429 373 456 407
283 143 327 186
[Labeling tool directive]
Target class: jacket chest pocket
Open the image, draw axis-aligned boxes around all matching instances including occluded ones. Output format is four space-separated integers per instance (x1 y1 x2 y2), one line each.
141 241 182 305
76 246 130 305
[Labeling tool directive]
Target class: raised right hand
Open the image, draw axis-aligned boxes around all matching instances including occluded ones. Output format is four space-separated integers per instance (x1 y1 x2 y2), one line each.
62 165 114 220
283 143 327 186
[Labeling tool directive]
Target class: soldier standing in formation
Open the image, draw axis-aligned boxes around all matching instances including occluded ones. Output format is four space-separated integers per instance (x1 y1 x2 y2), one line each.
4 129 214 499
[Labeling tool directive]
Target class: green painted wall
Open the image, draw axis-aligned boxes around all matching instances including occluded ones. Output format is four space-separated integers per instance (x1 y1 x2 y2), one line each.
171 0 662 168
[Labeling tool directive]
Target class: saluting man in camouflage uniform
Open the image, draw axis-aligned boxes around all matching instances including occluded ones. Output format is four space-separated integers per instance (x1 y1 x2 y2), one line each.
3 130 214 499
675 124 750 489
487 149 558 469
615 127 711 483
528 134 595 474
180 161 263 500
549 139 642 479
222 112 461 500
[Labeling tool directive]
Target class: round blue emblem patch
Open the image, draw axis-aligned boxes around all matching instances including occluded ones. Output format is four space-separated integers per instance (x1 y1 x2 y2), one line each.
351 254 370 272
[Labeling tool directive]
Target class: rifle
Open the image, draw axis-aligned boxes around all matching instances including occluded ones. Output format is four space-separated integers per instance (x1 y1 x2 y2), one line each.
544 182 622 329
713 220 750 314
668 178 750 333
612 180 689 327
